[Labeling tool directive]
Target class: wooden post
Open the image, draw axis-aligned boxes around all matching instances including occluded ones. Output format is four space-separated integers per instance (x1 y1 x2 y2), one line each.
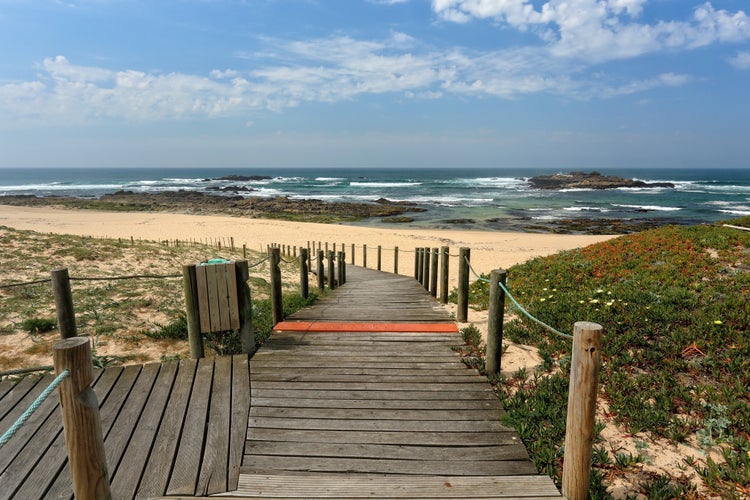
377 245 382 271
317 250 325 291
422 248 430 291
235 261 256 355
413 247 420 279
457 247 470 322
325 242 329 253
394 246 399 274
182 264 204 359
342 252 347 284
363 244 367 268
337 252 344 288
51 268 77 339
270 247 283 326
243 243 247 259
327 251 336 290
440 246 449 304
430 248 438 297
299 248 309 299
231 237 234 250
486 269 507 375
562 322 603 500
53 337 111 500
351 243 355 265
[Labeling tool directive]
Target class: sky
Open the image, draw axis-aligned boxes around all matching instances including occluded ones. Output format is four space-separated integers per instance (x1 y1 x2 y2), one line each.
0 0 748 169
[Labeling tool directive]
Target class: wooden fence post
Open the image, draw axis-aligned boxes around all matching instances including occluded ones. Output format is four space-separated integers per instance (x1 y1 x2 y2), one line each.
317 250 325 291
337 251 344 287
235 260 256 355
422 248 430 290
182 264 204 359
414 247 420 280
51 268 77 339
270 247 283 326
299 248 309 299
53 337 111 500
363 244 367 268
242 243 247 259
377 245 382 270
440 246 449 304
394 246 399 274
457 247 470 322
430 248 438 297
327 251 336 290
351 244 355 265
562 322 603 500
486 269 507 375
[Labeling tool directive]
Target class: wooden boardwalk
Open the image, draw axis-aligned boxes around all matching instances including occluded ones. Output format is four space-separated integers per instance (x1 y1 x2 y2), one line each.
230 266 562 499
0 355 249 499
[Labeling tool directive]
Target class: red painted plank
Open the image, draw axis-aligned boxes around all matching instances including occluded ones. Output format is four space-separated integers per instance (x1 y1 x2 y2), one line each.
273 321 458 333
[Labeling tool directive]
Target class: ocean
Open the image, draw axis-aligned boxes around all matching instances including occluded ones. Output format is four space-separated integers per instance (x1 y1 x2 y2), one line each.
1 167 748 232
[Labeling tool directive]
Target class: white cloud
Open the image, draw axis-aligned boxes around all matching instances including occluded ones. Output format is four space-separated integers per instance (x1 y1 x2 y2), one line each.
729 50 750 69
432 1 750 63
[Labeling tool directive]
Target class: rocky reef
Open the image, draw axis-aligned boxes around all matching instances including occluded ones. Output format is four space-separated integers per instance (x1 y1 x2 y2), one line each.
528 171 674 190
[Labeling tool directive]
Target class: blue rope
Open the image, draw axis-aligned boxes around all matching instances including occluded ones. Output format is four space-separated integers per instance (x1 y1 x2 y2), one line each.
464 257 573 340
0 369 70 450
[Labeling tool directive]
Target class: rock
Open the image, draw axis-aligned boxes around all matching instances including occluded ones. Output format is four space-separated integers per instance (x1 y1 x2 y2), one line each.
528 171 674 190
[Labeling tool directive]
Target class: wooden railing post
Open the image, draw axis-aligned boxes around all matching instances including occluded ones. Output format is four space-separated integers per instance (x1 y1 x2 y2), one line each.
51 268 77 339
440 246 449 304
413 247 420 280
422 248 430 291
327 251 336 290
299 248 309 299
429 248 438 297
377 245 382 271
242 243 247 259
337 251 344 287
317 250 325 291
562 322 603 500
235 260 256 355
363 244 367 268
53 337 111 500
457 247 470 322
351 244 355 265
182 264 204 359
394 246 399 274
270 247 283 326
486 269 507 375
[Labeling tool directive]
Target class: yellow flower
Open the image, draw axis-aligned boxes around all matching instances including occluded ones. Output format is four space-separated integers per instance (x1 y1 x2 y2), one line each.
714 320 723 325
540 298 546 302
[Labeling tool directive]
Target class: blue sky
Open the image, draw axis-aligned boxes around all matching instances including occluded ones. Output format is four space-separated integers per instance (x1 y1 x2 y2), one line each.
0 0 748 169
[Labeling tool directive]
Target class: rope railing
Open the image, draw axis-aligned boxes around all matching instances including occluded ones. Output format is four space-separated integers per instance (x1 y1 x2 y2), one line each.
0 366 53 378
0 278 52 289
70 273 182 281
464 256 573 340
247 255 270 269
0 369 70 450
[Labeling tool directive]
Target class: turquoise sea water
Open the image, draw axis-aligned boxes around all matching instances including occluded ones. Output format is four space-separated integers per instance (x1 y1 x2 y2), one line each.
1 167 748 231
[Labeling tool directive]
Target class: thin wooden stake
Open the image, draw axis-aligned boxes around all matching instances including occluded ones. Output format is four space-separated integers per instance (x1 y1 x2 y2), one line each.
486 269 506 375
51 268 77 339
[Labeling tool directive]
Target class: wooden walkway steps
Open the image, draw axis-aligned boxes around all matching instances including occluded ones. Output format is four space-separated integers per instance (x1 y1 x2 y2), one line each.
0 354 249 499
229 266 563 499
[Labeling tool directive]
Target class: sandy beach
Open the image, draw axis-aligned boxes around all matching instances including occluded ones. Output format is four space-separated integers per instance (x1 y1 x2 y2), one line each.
0 205 615 287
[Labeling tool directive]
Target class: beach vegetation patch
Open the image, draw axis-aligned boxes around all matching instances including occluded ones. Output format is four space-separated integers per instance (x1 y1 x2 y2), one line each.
460 220 749 497
21 317 56 334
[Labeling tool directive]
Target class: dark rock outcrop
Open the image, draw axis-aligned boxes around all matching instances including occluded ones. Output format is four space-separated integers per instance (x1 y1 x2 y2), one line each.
528 171 674 190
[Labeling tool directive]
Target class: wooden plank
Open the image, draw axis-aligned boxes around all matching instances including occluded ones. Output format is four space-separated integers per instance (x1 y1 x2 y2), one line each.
205 265 222 333
250 407 502 422
166 357 214 496
247 429 520 446
197 355 232 495
250 389 497 401
242 455 537 476
248 417 512 433
225 263 241 330
137 358 197 498
217 262 232 332
250 397 501 410
229 474 562 498
0 377 21 404
251 360 468 370
247 441 530 462
251 373 484 383
250 381 492 392
229 355 250 490
0 375 40 424
195 264 212 334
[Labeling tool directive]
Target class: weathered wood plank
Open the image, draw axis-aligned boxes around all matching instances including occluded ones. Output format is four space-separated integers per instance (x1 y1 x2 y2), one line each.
242 455 537 476
229 355 251 491
251 373 485 383
250 397 502 410
247 441 530 462
137 358 197 498
248 417 513 433
197 354 232 495
250 381 492 392
251 388 497 401
250 407 502 421
167 357 214 496
246 428 520 446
